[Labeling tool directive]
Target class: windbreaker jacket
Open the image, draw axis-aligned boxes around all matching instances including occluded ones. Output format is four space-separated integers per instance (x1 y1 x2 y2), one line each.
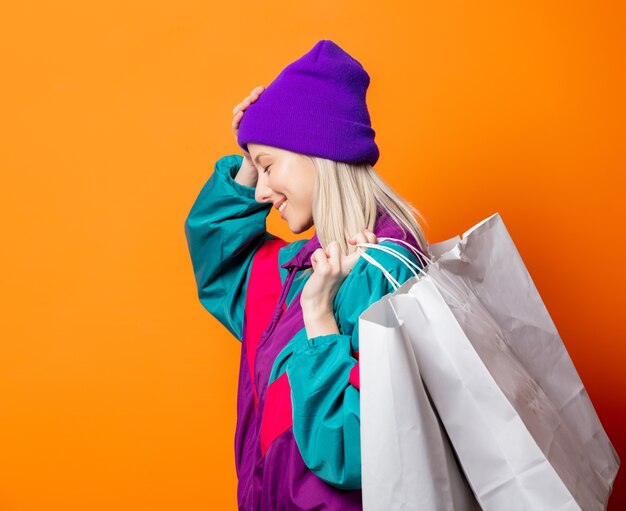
184 154 425 510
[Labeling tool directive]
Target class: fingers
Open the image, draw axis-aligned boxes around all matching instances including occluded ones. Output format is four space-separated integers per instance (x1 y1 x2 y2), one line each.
232 85 265 116
250 85 264 96
232 86 265 137
311 248 328 272
232 110 244 131
354 233 368 252
364 228 378 244
325 241 341 272
348 229 378 246
311 242 343 273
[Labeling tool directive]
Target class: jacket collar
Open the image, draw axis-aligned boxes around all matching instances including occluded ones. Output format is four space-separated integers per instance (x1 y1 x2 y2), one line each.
280 204 421 271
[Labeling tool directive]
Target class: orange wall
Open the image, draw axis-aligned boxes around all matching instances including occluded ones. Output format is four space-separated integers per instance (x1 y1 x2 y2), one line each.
1 1 624 509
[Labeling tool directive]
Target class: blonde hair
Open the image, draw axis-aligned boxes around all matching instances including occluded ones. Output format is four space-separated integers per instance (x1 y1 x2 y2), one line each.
305 155 432 260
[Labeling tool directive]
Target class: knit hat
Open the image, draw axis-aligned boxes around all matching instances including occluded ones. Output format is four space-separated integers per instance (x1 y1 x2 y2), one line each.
237 39 379 166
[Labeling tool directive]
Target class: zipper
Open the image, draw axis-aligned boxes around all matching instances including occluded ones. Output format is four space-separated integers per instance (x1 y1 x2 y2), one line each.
255 267 297 351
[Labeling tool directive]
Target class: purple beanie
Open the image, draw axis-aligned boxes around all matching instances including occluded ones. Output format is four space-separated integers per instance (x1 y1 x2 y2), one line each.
237 39 379 166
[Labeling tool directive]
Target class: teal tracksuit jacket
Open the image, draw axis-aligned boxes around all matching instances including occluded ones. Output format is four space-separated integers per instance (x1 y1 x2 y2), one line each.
183 154 425 510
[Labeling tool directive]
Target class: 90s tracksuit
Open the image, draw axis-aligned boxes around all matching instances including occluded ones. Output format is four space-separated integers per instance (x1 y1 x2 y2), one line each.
184 154 424 510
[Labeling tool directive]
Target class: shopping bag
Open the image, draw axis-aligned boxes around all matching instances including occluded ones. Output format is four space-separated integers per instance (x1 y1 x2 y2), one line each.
435 213 619 487
359 289 480 511
355 213 619 511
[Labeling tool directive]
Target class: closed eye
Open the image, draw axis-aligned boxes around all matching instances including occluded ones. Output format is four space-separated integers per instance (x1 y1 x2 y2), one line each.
263 165 271 174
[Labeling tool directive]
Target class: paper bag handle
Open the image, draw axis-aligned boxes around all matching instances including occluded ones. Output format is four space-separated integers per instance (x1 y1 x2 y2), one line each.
355 238 471 312
354 238 431 291
377 237 434 267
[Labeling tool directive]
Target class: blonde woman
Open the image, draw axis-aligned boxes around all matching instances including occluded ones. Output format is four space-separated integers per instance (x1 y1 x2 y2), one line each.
184 39 430 510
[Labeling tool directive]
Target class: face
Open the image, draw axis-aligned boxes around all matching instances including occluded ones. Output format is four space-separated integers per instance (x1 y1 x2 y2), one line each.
247 143 316 234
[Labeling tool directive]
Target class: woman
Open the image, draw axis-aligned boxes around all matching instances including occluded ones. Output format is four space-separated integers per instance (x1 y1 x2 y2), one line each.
184 39 431 510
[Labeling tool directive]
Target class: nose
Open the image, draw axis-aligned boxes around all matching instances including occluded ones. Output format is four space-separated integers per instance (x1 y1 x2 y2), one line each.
254 179 274 204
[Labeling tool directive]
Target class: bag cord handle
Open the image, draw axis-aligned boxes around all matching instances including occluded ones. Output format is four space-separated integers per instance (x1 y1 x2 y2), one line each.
354 237 432 291
354 237 470 313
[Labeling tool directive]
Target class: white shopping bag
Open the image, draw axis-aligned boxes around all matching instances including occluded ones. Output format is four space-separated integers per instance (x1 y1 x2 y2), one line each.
359 290 480 511
356 213 619 511
435 213 619 487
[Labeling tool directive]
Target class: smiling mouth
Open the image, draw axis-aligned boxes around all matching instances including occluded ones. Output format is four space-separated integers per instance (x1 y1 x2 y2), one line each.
278 200 288 215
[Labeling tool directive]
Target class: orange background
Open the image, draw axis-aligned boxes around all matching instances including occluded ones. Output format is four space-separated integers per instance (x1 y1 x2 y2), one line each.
1 1 624 509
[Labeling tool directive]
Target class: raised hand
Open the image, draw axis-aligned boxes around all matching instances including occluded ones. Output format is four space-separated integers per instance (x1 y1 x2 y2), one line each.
300 229 378 317
232 85 265 170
